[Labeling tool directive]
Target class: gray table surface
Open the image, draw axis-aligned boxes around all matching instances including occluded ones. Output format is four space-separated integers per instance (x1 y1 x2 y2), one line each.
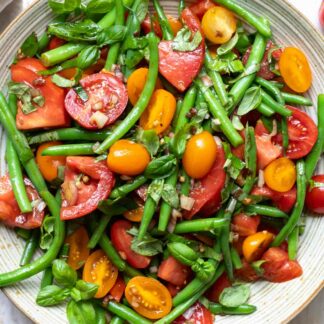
0 0 323 323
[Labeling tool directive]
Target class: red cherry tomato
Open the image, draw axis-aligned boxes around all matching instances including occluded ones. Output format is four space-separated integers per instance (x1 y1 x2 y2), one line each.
235 258 260 282
60 157 115 220
65 73 128 130
110 220 151 269
189 0 216 19
108 275 126 302
158 8 205 92
0 174 44 229
157 256 191 287
306 175 324 214
183 139 226 219
231 213 261 237
174 302 213 324
11 58 69 130
48 37 66 50
320 1 324 28
205 273 231 302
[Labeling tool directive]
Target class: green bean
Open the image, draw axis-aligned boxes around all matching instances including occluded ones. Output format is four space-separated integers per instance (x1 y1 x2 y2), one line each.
174 218 227 234
88 214 113 249
97 8 117 29
95 33 159 154
15 228 31 241
305 94 324 181
245 204 288 218
271 160 306 247
106 301 152 324
110 175 147 200
255 77 285 105
180 169 190 196
19 230 39 266
138 197 157 240
230 247 242 270
288 226 299 260
179 0 185 15
41 143 95 156
281 116 289 151
212 0 272 37
256 102 275 117
172 98 183 128
110 316 124 324
40 267 53 289
281 92 313 106
197 79 243 147
153 0 174 40
260 89 292 117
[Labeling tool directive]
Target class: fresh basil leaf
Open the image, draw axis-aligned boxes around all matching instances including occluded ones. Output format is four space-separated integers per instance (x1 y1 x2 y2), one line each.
36 285 71 306
172 27 202 52
224 153 245 180
251 260 266 276
144 155 177 179
52 259 77 287
73 85 89 102
237 86 262 116
70 280 98 302
52 74 75 88
206 52 244 74
33 95 45 107
191 106 209 124
217 33 239 56
85 0 114 14
221 179 234 204
20 32 39 57
67 300 96 324
136 129 160 157
170 124 191 158
125 49 145 69
97 25 127 46
219 284 251 308
147 179 164 204
134 0 149 24
48 0 81 14
162 183 179 209
98 197 138 216
76 45 100 70
228 63 261 84
244 126 257 175
40 215 55 250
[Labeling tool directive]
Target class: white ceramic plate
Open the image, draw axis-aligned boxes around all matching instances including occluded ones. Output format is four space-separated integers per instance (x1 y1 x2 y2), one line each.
0 1 323 323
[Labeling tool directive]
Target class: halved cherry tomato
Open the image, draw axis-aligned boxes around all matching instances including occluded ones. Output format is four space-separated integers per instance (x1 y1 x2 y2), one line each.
83 249 118 298
127 68 163 106
108 275 126 302
140 89 176 134
110 220 151 269
48 36 66 50
11 58 70 130
65 226 90 270
0 174 44 229
125 276 172 319
174 302 213 324
235 258 260 282
36 141 66 182
158 8 205 92
242 231 275 262
65 73 128 129
279 47 312 93
231 213 261 237
157 256 191 287
183 131 218 179
124 204 144 222
189 0 216 19
183 139 226 219
61 157 115 220
205 273 231 302
306 175 324 214
107 140 151 176
142 14 182 38
202 7 237 44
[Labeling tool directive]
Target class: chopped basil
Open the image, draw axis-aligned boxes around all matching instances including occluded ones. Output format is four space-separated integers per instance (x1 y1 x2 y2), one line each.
136 128 160 157
144 155 177 179
161 183 180 209
73 85 89 102
20 32 39 57
51 74 75 88
217 32 239 56
172 27 202 52
237 86 262 116
219 284 251 308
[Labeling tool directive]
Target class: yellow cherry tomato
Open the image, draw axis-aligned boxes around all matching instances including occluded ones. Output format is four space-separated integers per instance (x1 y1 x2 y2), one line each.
202 7 237 44
167 15 183 36
127 68 163 106
264 157 296 192
124 205 144 222
140 89 176 134
242 231 275 263
182 131 218 179
279 47 312 93
107 140 150 176
125 276 172 319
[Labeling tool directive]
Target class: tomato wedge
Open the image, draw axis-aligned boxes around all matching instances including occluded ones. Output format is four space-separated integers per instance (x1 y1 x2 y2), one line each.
205 273 231 302
60 157 115 220
65 73 128 129
174 302 213 324
189 0 216 19
235 258 260 282
231 213 261 237
110 220 151 269
183 139 226 219
0 174 44 229
158 8 205 92
108 275 126 302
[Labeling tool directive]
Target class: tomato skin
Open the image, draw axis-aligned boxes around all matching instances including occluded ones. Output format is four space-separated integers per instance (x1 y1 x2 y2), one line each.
166 283 181 297
48 36 66 50
65 73 128 130
60 157 115 220
189 0 216 19
320 1 324 28
0 175 44 229
110 220 151 269
174 302 214 324
183 139 226 219
124 204 144 222
306 175 324 214
205 273 231 302
157 256 191 287
231 213 261 237
108 275 126 302
158 8 205 92
142 14 182 38
235 258 260 282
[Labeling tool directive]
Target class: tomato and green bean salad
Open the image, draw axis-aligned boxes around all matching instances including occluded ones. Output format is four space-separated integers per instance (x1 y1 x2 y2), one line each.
0 0 323 322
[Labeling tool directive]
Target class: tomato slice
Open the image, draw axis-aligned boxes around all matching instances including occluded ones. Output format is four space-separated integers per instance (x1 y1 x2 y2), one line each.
158 8 205 92
11 58 70 130
189 0 216 19
183 139 226 219
231 213 261 237
108 275 126 302
65 72 128 129
60 157 115 220
110 220 151 269
0 174 44 229
205 273 231 303
306 175 324 214
157 256 191 287
174 302 214 324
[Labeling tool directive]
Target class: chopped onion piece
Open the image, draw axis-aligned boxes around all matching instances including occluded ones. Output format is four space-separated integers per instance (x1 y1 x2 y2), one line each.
90 111 108 129
180 195 195 211
258 169 265 187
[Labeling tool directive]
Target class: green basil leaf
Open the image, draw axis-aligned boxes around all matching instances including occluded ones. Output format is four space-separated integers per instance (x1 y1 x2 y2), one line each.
70 280 98 302
224 153 245 180
48 0 80 14
221 179 235 204
125 49 145 69
232 115 244 131
85 0 114 14
36 285 71 306
162 183 179 209
97 25 127 46
67 300 96 324
52 74 75 88
20 32 39 57
40 215 56 250
217 32 239 56
76 45 100 70
33 95 45 107
52 259 77 287
134 0 149 24
251 260 266 276
122 35 148 51
172 27 202 52
170 125 191 158
144 155 177 180
228 63 261 84
237 86 262 116
219 284 251 308
147 179 164 204
73 85 89 102
136 128 160 156
98 197 138 216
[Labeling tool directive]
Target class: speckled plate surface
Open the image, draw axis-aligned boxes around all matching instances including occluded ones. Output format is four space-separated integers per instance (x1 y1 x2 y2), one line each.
0 1 323 323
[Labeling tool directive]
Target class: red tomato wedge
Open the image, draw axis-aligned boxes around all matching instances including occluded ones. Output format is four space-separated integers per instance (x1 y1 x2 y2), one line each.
189 0 216 20
48 37 66 50
205 273 231 302
60 157 115 220
183 139 226 219
158 8 205 92
174 302 214 324
110 220 151 269
11 58 69 130
65 73 128 130
0 174 44 229
235 258 260 282
231 213 261 237
108 275 126 302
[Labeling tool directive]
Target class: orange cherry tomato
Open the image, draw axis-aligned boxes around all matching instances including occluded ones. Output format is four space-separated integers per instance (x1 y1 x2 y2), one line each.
183 131 218 179
125 276 172 319
36 141 66 182
124 205 144 222
167 15 183 35
140 89 176 134
202 7 237 44
127 68 163 106
264 157 296 193
107 140 151 176
279 47 312 93
65 226 90 270
242 231 275 263
83 249 118 298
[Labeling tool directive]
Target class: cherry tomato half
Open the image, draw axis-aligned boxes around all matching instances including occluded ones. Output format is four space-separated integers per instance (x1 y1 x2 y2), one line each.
174 302 213 324
306 175 324 214
125 276 172 319
124 204 144 222
108 275 126 302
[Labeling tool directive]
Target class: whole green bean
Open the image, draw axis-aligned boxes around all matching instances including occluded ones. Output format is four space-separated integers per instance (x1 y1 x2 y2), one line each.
245 204 288 218
257 102 275 117
281 116 289 151
172 98 183 128
174 218 227 234
95 33 159 154
110 316 124 324
230 247 242 270
281 92 313 106
271 160 306 247
59 243 69 261
97 8 117 29
110 175 147 200
15 228 31 241
19 230 39 266
138 197 157 240
260 89 292 117
40 267 53 289
41 143 95 156
153 0 174 40
288 226 299 260
88 214 113 249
